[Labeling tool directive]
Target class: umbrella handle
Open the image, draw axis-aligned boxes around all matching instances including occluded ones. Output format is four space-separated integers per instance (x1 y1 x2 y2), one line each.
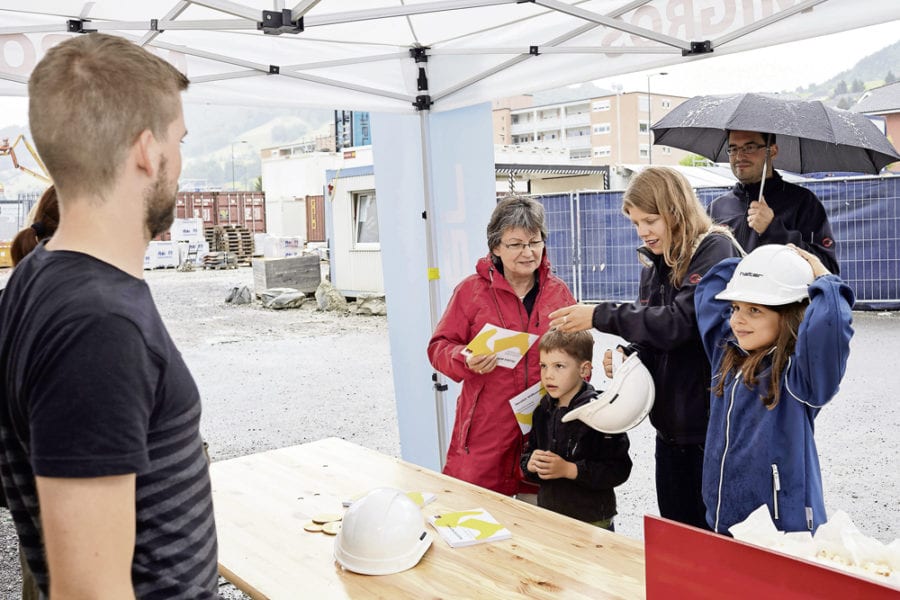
758 148 769 201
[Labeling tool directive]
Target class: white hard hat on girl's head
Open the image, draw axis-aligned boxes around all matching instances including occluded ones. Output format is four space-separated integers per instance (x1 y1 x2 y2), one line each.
715 244 815 306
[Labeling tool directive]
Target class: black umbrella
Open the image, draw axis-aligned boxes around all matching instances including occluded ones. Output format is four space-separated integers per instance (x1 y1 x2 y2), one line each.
651 93 900 175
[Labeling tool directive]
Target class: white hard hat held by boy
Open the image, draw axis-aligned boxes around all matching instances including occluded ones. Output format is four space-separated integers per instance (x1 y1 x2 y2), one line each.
694 243 854 535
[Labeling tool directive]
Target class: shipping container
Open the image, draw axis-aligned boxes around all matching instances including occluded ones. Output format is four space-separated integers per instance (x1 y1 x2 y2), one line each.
177 192 218 228
213 192 266 233
305 194 326 242
155 191 267 241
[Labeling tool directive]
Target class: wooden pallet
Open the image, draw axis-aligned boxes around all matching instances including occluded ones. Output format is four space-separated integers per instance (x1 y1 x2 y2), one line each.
205 225 254 264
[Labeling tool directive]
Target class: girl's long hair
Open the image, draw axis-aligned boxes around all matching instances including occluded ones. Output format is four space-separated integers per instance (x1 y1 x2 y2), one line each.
11 185 59 266
713 300 808 408
622 166 713 287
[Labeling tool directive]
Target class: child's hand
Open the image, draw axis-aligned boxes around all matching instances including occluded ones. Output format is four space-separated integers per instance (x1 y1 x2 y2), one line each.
529 449 576 480
788 244 831 278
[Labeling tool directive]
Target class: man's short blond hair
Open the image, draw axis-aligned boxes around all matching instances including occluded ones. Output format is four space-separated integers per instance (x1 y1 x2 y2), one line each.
28 33 189 198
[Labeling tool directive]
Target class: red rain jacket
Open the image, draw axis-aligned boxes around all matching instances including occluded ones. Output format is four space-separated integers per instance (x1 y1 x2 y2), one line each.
428 252 576 495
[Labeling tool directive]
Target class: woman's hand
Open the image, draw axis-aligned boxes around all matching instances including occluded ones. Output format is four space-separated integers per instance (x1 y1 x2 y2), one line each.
788 244 831 278
466 352 497 375
602 348 626 379
548 304 595 332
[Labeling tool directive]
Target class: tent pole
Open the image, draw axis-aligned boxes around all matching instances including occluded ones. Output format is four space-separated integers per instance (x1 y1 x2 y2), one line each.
419 109 449 469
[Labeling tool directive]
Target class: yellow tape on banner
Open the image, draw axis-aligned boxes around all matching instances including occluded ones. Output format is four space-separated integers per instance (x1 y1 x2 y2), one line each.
427 268 440 280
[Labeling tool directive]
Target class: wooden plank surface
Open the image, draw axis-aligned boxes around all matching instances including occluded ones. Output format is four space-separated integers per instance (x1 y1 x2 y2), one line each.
211 437 646 599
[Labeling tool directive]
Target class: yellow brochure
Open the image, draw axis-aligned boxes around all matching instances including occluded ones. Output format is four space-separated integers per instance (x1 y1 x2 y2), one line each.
464 323 538 369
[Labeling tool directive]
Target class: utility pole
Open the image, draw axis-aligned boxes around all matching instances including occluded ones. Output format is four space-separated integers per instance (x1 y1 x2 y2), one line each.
612 83 623 165
231 140 248 191
646 72 667 165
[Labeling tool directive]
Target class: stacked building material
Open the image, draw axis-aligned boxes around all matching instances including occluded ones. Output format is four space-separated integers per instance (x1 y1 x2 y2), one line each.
201 251 239 270
206 224 254 264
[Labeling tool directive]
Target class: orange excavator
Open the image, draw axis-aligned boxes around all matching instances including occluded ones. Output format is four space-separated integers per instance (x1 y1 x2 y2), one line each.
0 135 51 184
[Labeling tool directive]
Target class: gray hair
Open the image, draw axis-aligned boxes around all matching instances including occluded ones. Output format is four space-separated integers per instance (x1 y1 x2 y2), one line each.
486 195 548 252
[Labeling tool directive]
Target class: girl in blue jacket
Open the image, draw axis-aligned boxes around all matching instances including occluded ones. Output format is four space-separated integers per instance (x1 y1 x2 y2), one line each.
695 244 854 535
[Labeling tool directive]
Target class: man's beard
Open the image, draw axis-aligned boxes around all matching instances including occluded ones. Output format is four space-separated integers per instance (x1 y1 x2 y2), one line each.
144 156 177 239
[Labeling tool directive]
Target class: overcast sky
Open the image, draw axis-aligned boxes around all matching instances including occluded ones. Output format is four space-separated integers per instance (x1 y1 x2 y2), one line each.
593 21 899 97
1 21 898 127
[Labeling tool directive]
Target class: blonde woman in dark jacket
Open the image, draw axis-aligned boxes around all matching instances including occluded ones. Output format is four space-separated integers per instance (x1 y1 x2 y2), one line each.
551 167 743 529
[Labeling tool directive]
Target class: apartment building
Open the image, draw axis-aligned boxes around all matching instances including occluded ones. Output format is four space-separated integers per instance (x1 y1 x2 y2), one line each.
493 91 691 167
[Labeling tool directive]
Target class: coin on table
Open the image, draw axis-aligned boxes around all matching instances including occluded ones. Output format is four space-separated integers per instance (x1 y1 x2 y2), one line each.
322 521 342 535
303 521 324 533
312 513 342 524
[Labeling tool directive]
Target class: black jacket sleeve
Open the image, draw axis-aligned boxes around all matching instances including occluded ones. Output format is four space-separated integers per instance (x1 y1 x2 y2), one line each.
591 234 742 351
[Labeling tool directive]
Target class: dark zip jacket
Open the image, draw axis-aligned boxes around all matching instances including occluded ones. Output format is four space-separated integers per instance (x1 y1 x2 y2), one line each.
521 382 632 523
708 170 839 274
591 231 743 445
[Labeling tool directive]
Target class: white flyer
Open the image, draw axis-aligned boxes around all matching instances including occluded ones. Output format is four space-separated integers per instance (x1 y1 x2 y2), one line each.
508 381 545 434
464 323 538 369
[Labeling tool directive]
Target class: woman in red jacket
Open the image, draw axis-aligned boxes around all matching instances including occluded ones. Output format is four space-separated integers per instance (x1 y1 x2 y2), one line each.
428 196 576 497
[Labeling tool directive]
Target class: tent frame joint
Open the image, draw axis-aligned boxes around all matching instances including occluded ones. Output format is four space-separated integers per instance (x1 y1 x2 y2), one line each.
414 94 433 111
259 9 304 35
432 373 448 392
683 40 713 56
530 46 540 55
409 47 430 63
67 19 96 34
269 65 280 75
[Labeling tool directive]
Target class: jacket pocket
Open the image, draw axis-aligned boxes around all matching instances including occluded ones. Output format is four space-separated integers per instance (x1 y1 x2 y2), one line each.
458 382 484 454
771 463 781 520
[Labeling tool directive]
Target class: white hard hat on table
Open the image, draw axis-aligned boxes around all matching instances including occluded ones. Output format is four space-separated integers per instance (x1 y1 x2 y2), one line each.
334 487 433 576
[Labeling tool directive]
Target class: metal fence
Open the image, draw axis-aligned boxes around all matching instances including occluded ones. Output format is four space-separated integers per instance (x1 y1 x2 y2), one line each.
540 175 900 309
0 193 40 241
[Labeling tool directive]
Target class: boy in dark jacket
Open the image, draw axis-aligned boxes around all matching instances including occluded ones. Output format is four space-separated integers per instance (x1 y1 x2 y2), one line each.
521 330 632 530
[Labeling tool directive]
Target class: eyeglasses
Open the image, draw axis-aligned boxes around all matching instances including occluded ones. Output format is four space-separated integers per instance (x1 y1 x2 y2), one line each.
501 240 545 252
725 142 767 156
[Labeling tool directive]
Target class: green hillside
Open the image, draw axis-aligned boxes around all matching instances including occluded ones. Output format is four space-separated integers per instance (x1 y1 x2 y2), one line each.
794 41 900 108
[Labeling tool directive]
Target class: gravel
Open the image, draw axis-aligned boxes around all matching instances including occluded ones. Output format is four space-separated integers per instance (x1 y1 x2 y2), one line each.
0 265 896 596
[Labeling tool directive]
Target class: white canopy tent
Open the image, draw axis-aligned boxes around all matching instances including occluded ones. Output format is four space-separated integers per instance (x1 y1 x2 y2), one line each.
2 1 898 111
3 0 899 469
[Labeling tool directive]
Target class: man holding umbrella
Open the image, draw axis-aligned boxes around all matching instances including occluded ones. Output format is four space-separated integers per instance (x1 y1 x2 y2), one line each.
708 130 840 274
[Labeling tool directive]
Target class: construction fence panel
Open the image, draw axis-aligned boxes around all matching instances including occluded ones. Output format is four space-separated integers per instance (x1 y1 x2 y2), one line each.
541 193 576 293
536 175 900 309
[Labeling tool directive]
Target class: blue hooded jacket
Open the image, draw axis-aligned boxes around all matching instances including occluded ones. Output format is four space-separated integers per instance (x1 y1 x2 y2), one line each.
695 258 854 534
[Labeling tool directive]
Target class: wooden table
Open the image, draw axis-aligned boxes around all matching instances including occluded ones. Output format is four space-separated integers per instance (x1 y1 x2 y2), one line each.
210 437 646 599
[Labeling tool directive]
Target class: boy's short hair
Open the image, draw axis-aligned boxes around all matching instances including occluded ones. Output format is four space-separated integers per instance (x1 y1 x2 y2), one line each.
539 329 594 363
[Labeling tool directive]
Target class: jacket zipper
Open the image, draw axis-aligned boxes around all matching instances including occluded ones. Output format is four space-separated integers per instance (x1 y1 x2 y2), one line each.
715 372 740 533
771 463 781 520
